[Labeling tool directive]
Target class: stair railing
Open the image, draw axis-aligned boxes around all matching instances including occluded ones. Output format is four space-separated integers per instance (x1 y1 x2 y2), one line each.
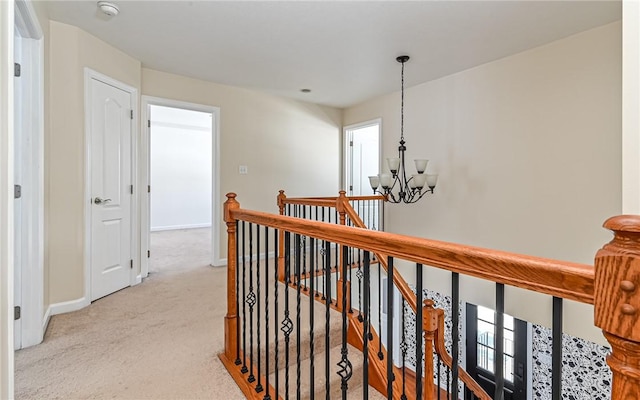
221 192 640 400
278 190 489 399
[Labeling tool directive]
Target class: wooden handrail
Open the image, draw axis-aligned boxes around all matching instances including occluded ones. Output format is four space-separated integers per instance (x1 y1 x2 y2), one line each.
230 207 595 304
226 193 640 399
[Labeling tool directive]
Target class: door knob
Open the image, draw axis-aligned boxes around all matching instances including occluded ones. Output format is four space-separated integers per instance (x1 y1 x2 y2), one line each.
94 197 112 205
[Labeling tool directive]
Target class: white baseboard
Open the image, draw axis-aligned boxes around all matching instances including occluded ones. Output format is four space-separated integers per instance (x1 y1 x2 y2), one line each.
212 258 227 267
49 297 90 316
150 223 211 232
42 305 51 334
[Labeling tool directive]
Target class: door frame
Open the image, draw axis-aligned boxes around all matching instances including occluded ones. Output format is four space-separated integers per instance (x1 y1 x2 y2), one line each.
140 96 222 277
13 0 44 350
84 68 139 303
342 118 381 194
0 1 15 397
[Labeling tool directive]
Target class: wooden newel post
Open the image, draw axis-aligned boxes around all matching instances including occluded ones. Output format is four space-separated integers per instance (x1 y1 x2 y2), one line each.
224 193 240 362
423 299 439 400
277 190 286 216
595 215 640 400
277 190 286 281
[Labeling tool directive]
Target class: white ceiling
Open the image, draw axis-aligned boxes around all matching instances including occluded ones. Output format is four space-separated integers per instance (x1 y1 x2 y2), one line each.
43 1 621 108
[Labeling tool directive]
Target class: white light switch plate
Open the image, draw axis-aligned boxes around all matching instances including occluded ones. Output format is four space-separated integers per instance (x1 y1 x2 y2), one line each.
239 165 248 175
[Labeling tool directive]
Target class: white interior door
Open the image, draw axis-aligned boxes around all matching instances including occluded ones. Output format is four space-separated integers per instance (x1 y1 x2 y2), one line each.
89 77 133 301
345 122 380 196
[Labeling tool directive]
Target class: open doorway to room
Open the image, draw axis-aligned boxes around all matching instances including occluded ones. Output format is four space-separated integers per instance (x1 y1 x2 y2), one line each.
141 99 220 277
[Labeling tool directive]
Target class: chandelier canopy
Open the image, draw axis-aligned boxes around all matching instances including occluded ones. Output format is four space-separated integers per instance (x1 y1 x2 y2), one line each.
368 55 438 204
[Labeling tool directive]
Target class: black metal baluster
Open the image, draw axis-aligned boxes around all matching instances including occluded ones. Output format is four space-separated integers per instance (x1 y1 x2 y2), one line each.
235 221 242 366
338 245 353 400
446 359 450 399
315 206 320 298
324 240 331 399
400 298 407 400
248 224 256 383
377 256 384 361
387 256 395 399
437 354 442 400
356 241 363 322
241 221 248 374
552 296 563 400
282 232 293 400
256 226 263 392
295 234 302 400
309 237 315 400
363 251 371 400
302 207 308 292
321 207 326 301
334 210 339 270
264 227 271 400
274 229 280 398
495 283 505 400
451 272 460 399
416 264 423 400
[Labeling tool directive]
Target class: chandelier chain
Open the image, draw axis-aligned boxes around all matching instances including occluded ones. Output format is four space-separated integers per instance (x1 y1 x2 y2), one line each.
400 60 405 142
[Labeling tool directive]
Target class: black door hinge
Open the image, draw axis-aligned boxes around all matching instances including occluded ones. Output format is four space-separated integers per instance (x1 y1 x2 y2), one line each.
147 250 150 258
130 259 133 269
130 185 134 194
14 184 21 199
14 306 20 320
148 120 151 128
147 185 150 193
130 109 134 120
14 63 21 77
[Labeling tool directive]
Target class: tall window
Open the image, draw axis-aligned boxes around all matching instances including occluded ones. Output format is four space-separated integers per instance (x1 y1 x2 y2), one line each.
466 304 527 400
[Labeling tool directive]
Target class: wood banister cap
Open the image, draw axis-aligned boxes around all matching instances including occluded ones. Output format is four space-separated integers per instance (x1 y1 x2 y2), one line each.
224 193 240 223
604 215 640 234
423 299 435 309
600 215 640 256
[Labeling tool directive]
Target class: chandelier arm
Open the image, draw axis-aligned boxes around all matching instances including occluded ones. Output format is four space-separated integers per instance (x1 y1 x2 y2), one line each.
409 188 435 204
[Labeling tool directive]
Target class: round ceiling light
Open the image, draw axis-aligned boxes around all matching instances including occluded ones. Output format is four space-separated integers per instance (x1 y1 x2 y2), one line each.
300 89 311 93
97 1 120 17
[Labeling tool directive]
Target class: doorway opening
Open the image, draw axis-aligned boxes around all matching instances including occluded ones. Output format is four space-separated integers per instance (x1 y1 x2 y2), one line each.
140 97 221 278
148 105 212 275
343 119 382 230
344 119 380 197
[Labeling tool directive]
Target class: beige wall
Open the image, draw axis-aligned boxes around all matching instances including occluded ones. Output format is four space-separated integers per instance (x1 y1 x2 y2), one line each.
45 22 341 305
344 22 622 343
142 68 342 262
47 21 141 304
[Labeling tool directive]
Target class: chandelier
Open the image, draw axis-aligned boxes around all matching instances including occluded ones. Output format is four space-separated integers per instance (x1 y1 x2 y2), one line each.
368 55 438 204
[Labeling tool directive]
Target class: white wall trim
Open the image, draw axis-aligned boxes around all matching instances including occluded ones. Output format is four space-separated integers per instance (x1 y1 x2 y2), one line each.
48 297 90 316
84 68 140 304
14 0 41 39
151 223 212 232
14 0 45 349
623 0 640 214
0 1 14 396
140 96 222 273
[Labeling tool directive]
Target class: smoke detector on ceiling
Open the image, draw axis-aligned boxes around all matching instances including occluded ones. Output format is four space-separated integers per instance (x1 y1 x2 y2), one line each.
97 1 119 17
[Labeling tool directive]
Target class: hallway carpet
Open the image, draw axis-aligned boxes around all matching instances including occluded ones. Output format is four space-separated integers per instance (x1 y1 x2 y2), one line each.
15 228 244 399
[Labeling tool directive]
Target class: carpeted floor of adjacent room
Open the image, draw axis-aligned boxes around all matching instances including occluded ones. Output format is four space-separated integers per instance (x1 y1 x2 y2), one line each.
14 228 243 399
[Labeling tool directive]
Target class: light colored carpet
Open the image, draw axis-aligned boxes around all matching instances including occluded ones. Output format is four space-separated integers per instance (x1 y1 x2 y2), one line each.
15 228 244 399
